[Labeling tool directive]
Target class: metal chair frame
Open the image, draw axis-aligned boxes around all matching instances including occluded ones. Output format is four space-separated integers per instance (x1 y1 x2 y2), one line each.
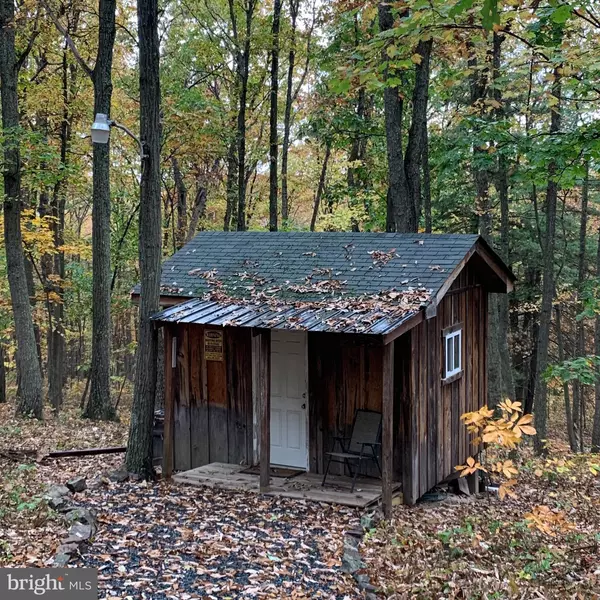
321 409 382 493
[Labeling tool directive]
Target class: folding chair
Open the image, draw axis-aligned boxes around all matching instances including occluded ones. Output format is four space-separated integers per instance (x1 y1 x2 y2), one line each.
321 409 382 493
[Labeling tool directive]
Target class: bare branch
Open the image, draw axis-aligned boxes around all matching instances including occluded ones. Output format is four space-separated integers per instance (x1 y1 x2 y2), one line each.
15 6 40 72
40 0 93 78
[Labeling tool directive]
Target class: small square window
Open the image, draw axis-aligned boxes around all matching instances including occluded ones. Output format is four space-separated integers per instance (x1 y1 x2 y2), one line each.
444 328 462 379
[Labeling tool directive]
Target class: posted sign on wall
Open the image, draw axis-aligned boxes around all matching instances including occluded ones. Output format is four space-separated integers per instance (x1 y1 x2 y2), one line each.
204 329 224 361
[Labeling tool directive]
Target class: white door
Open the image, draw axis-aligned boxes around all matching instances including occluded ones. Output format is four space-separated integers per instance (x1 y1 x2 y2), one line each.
270 330 308 469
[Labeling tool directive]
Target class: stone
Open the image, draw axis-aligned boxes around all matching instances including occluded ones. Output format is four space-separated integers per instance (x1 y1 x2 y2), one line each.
47 496 68 511
53 553 71 568
360 509 382 531
87 477 105 490
345 527 364 539
46 484 70 499
128 473 142 482
66 476 87 493
108 469 129 483
64 522 93 544
53 543 79 567
64 507 98 535
342 536 364 574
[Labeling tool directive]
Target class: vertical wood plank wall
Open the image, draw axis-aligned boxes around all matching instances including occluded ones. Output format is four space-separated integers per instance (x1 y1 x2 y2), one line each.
308 333 391 477
164 323 253 471
403 264 487 504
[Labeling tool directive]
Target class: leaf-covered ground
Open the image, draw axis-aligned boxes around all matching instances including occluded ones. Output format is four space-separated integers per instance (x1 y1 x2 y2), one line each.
361 442 600 599
74 482 360 598
0 392 128 567
3 394 600 599
0 395 360 598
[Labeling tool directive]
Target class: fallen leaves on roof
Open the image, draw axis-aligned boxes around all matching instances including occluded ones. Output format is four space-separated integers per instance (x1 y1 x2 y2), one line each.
199 274 431 333
368 248 398 269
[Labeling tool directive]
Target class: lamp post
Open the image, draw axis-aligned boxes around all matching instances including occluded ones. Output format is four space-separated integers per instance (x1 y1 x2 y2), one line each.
91 113 144 158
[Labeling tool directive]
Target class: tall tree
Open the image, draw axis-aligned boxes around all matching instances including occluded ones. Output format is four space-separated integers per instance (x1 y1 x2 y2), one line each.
572 160 589 452
0 0 44 418
126 0 162 476
83 0 117 420
533 67 561 456
281 0 299 224
229 0 257 231
268 0 282 231
378 1 413 232
46 0 119 419
592 227 600 453
405 38 432 225
310 139 331 231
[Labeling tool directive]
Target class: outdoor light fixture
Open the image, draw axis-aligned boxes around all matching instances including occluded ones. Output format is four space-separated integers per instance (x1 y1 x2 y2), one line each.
91 113 111 145
91 112 144 157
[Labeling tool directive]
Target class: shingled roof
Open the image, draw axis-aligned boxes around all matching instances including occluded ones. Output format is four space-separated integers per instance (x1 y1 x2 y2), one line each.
145 232 512 336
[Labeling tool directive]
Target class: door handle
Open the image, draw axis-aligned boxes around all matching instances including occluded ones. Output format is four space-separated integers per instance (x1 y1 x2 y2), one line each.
301 403 306 410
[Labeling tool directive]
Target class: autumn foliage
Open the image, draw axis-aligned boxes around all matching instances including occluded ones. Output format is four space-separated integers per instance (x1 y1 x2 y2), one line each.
456 400 536 499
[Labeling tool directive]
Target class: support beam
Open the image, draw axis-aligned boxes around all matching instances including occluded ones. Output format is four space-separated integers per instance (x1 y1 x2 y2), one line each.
163 327 175 478
382 340 395 518
258 329 271 492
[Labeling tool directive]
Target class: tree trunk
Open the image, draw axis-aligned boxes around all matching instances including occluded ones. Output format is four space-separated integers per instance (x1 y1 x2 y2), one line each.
555 305 577 451
224 137 238 230
422 122 432 233
592 227 600 453
573 160 589 452
186 183 207 243
126 0 162 477
281 0 299 224
378 2 413 232
0 343 6 404
85 0 117 421
405 38 432 226
48 46 75 411
310 141 331 232
172 157 187 248
533 68 561 455
268 0 282 231
234 0 256 231
0 0 44 418
492 32 515 402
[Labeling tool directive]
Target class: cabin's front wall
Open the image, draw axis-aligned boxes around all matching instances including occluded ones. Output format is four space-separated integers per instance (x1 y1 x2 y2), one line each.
163 323 395 478
402 263 487 504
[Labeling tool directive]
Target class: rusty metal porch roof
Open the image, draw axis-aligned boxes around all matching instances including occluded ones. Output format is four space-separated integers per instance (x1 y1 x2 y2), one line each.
150 296 424 336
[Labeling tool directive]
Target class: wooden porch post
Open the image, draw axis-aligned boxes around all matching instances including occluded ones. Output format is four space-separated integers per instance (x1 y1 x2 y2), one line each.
163 326 175 479
258 329 271 492
382 340 395 518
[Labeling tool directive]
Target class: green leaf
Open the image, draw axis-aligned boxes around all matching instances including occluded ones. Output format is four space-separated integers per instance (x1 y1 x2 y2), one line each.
329 78 351 95
551 5 572 24
449 0 475 18
481 0 499 30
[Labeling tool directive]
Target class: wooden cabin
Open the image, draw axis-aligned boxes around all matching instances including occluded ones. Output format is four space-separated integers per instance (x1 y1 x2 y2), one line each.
139 232 514 514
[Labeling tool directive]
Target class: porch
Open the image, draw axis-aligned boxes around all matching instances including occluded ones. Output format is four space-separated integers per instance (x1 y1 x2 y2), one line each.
173 462 402 508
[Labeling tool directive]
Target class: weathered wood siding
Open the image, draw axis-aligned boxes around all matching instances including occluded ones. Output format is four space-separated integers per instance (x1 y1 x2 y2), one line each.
307 333 401 477
164 323 253 471
402 264 487 504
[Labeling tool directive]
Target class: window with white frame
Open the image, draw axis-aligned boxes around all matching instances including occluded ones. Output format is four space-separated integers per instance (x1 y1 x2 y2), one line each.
444 327 462 379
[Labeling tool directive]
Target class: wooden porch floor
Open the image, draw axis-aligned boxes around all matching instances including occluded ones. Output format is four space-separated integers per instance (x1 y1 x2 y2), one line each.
173 462 400 508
